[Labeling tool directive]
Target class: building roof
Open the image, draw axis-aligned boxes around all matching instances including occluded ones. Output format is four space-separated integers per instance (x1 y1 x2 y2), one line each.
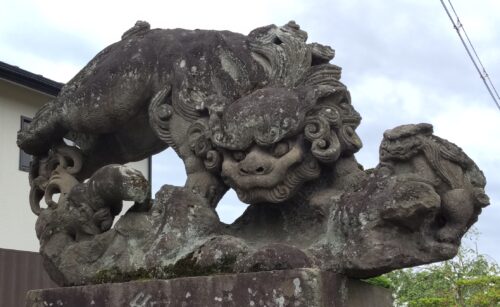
0 61 63 96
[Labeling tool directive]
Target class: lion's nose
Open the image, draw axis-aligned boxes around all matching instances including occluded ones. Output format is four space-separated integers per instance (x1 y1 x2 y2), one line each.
239 164 270 176
237 146 273 176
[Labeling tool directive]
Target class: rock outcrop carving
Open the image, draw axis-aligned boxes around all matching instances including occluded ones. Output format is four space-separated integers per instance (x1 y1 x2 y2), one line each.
17 21 489 286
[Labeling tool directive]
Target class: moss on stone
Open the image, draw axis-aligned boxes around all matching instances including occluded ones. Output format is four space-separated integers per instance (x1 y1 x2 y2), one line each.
91 254 238 284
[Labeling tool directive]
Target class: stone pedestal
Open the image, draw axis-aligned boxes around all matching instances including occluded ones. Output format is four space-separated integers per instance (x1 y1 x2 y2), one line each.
26 269 392 307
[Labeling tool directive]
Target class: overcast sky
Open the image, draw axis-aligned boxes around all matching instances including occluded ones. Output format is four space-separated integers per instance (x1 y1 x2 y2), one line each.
1 0 498 264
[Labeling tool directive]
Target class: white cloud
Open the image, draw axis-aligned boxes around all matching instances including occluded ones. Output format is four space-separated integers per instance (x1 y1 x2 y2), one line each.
30 0 306 43
431 103 500 160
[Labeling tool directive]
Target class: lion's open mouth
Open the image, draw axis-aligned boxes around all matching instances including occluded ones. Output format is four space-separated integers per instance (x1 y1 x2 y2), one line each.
229 156 321 204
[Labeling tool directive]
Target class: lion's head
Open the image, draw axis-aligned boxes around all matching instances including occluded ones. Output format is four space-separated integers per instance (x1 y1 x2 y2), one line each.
186 30 362 205
204 85 362 204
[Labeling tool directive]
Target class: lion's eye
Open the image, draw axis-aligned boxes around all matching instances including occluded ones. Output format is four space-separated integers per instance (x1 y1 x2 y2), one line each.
232 151 246 162
272 141 290 158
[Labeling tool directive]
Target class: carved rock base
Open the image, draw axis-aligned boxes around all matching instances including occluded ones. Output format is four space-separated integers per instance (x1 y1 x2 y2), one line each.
26 269 392 307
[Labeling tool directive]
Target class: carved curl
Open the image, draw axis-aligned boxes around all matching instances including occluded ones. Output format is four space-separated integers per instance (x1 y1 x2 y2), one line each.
148 86 176 150
204 150 222 172
188 120 222 173
29 145 83 215
301 90 362 164
304 115 341 163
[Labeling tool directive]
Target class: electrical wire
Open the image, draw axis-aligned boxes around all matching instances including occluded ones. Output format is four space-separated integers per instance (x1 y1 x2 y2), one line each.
447 0 500 102
440 0 500 111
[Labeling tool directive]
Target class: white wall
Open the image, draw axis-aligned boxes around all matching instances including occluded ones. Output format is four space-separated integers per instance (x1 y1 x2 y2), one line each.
0 79 51 251
0 79 149 252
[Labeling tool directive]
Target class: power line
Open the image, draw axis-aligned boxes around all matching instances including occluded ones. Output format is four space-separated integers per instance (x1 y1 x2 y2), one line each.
440 0 500 111
446 0 500 103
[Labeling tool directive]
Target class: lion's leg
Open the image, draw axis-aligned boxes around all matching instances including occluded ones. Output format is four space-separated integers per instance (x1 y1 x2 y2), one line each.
436 188 474 243
176 139 227 208
184 155 228 208
147 90 228 208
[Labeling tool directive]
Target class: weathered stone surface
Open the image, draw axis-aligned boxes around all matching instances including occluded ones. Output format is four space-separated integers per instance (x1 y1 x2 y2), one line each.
17 21 489 287
26 269 393 307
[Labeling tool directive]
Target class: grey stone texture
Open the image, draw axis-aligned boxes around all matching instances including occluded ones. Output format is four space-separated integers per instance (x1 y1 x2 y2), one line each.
17 21 489 287
26 269 393 307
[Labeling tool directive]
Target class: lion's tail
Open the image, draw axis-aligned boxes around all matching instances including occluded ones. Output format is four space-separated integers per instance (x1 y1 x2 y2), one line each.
17 100 65 155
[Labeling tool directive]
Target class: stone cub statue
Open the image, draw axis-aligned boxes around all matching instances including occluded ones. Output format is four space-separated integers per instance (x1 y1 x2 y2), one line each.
379 123 489 243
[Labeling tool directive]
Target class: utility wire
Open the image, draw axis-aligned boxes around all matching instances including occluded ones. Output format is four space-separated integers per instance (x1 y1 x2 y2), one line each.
446 0 500 102
440 0 500 111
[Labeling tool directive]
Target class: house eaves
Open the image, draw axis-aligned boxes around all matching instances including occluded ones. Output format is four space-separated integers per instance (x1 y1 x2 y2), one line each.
0 61 63 96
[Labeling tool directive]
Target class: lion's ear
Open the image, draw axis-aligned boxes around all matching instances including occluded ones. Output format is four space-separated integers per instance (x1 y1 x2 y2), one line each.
416 123 434 136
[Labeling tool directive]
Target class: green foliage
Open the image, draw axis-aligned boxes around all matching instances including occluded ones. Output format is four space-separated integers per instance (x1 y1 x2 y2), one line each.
363 275 394 289
409 297 452 307
385 230 500 306
458 275 500 307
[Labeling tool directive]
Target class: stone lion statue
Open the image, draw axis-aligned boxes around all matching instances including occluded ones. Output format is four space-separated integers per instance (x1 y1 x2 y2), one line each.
17 21 489 286
18 20 335 209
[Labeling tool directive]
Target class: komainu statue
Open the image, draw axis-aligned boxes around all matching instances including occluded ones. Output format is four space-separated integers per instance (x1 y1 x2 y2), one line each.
17 21 489 286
